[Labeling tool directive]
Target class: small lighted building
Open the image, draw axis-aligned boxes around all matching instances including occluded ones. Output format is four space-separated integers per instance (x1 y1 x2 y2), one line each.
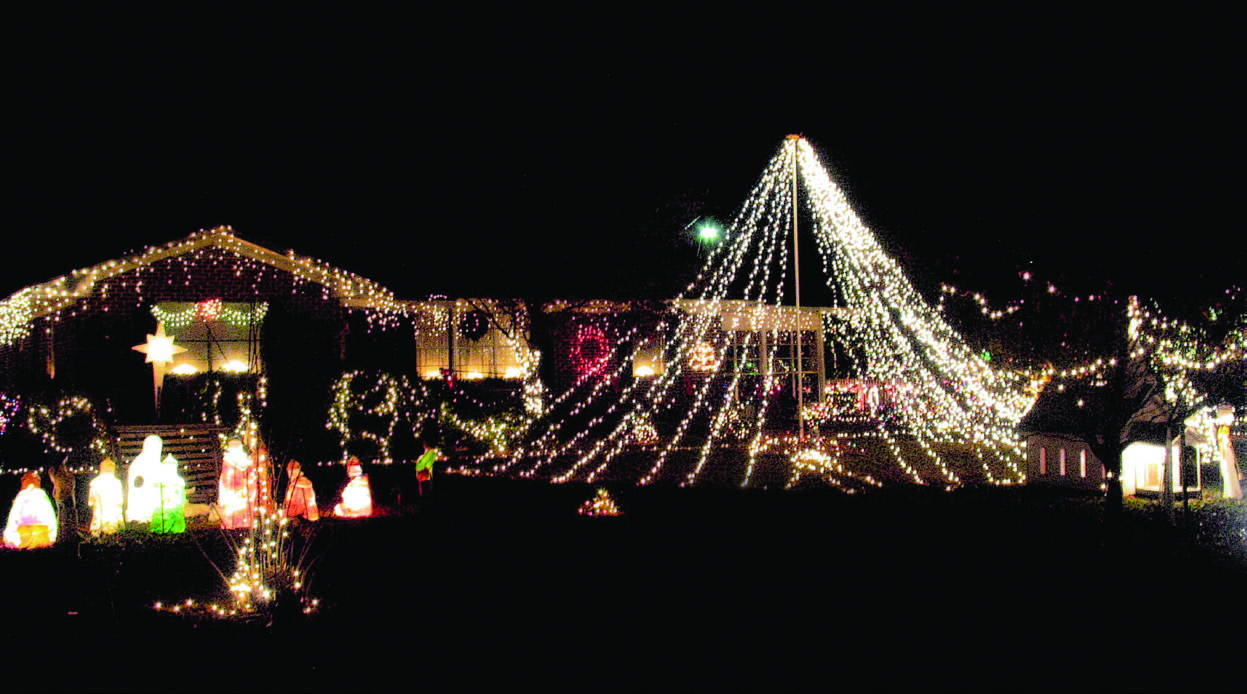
1024 434 1107 491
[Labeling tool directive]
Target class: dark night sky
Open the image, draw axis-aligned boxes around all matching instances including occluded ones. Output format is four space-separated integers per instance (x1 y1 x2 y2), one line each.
4 8 1241 313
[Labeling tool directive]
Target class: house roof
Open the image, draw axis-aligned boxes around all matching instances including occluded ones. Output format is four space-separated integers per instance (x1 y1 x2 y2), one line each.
0 226 407 347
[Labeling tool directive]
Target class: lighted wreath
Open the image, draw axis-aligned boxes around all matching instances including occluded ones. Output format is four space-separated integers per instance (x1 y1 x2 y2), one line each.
26 395 109 459
570 324 612 377
459 310 490 341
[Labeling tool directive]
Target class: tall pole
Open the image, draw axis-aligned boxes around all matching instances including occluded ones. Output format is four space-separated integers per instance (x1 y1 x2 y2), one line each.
788 134 804 441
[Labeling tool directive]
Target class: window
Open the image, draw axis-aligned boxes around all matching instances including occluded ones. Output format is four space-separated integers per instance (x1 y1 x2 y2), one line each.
1039 447 1047 475
1059 448 1067 476
153 300 266 375
1079 450 1087 478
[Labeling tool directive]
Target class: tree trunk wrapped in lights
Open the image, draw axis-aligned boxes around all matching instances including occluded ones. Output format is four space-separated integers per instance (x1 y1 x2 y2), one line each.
88 459 125 536
4 472 57 549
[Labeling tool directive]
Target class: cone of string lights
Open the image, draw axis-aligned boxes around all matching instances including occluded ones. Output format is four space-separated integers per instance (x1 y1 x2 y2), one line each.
490 136 1032 489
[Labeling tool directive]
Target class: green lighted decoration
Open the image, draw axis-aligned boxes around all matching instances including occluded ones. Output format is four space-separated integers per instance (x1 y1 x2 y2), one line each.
151 301 268 329
150 454 187 534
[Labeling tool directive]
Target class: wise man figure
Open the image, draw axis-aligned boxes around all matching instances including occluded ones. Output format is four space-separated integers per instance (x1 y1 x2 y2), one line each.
126 435 164 523
333 458 372 518
219 438 257 529
284 460 319 521
4 472 58 549
49 463 77 543
151 454 187 534
88 459 125 536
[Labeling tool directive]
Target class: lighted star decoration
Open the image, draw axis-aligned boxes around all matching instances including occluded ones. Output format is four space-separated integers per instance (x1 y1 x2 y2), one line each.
490 136 1031 489
133 322 187 417
133 322 187 364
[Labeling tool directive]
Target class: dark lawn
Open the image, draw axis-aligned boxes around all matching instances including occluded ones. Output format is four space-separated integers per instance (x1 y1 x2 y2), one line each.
1 476 1243 692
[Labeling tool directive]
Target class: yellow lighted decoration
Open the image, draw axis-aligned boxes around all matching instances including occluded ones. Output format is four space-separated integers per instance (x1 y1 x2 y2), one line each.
578 488 623 516
132 322 187 416
221 360 249 373
133 321 186 364
88 459 125 535
4 472 58 549
170 364 199 376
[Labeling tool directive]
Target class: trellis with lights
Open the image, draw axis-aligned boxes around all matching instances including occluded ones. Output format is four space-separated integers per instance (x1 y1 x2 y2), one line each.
489 136 1032 488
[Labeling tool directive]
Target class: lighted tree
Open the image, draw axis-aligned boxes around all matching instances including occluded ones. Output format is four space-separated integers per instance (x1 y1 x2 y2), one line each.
1060 296 1246 519
493 136 1034 488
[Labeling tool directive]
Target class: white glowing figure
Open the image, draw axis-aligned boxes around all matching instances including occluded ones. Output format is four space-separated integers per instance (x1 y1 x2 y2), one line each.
333 459 372 518
126 435 164 522
151 454 187 534
219 438 257 529
1215 404 1242 499
4 472 58 549
284 460 319 521
88 458 124 535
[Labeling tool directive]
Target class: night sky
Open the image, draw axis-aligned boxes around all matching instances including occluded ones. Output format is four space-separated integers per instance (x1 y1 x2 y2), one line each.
6 9 1241 317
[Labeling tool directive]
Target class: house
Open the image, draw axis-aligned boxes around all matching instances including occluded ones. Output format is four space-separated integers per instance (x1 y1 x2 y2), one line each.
0 227 531 479
1018 380 1243 499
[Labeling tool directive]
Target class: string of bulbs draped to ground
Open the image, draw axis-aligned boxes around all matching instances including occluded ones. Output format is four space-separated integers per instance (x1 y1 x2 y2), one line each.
484 135 1033 490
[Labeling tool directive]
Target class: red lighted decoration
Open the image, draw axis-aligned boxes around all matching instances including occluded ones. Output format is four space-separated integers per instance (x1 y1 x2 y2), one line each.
570 324 612 377
196 297 222 322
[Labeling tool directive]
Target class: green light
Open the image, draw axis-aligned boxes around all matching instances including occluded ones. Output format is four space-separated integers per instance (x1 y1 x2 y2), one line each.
698 223 720 242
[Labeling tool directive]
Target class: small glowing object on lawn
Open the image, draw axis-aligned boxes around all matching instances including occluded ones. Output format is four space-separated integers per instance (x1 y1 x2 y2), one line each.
4 472 58 549
88 458 124 535
333 458 373 518
578 488 623 517
221 360 248 373
504 366 523 379
126 435 165 523
463 371 484 380
425 370 442 380
170 364 199 375
635 365 655 377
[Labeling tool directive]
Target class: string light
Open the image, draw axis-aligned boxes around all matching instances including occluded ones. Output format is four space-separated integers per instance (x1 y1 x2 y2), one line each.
486 137 1029 488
